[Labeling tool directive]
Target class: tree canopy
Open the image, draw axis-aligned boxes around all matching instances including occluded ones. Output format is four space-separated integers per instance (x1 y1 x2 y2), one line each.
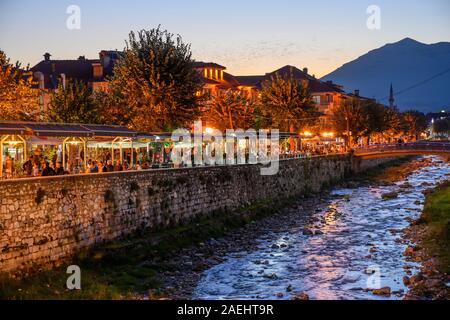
433 119 450 135
259 73 318 132
202 90 256 131
108 27 203 131
332 97 427 147
0 50 40 120
402 110 427 139
46 80 103 124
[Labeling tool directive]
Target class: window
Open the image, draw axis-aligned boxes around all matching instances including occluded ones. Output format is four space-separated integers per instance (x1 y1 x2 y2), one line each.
313 96 321 104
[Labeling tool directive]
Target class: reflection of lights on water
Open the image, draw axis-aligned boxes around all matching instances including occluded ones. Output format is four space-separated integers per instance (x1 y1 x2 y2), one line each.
193 156 450 300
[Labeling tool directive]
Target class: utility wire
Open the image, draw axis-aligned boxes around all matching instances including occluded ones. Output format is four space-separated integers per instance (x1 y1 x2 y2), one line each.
378 67 450 102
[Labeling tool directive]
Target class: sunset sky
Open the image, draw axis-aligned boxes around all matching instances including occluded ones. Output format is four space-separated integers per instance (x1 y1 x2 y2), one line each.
1 0 449 77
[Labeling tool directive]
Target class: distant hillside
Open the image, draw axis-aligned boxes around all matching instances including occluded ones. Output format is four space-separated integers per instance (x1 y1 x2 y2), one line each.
321 38 450 113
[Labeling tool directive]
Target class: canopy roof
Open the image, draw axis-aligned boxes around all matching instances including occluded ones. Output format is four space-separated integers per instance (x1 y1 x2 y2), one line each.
0 121 301 140
0 123 30 135
0 121 138 138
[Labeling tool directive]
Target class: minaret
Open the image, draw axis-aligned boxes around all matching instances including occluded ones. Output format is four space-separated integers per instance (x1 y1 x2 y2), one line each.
389 83 395 108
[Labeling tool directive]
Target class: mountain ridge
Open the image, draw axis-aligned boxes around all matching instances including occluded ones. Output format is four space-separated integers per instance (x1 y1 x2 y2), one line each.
321 38 450 113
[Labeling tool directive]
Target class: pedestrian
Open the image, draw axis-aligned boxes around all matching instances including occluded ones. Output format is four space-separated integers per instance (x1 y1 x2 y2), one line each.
106 160 114 172
41 161 55 176
114 160 123 172
85 159 92 174
32 163 39 177
55 162 65 175
142 161 150 170
23 156 34 176
5 153 14 179
89 161 99 173
98 161 107 173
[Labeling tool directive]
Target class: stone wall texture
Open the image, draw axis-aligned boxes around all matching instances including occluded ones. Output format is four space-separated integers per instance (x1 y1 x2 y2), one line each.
0 155 393 273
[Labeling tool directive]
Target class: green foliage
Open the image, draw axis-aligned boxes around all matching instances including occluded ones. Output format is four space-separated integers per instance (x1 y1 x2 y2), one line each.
108 27 203 131
418 180 450 273
382 106 403 137
361 101 388 138
203 90 256 130
332 97 424 146
331 97 366 147
42 147 57 162
433 119 450 135
401 110 427 140
91 89 133 126
260 72 318 132
0 50 40 120
46 80 103 124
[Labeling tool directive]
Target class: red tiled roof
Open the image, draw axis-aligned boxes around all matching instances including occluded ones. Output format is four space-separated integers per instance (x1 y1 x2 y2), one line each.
233 66 344 93
260 66 344 93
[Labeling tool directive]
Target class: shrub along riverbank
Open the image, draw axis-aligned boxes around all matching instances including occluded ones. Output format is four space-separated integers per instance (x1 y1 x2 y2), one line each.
420 180 450 273
405 180 450 299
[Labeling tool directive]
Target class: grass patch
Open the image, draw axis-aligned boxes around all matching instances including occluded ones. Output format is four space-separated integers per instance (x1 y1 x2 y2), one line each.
416 180 450 274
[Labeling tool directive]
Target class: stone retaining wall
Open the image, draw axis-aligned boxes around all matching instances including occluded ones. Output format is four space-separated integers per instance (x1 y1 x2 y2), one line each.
0 155 393 273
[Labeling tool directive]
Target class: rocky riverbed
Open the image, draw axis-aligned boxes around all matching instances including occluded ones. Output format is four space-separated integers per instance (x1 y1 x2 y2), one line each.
148 156 450 300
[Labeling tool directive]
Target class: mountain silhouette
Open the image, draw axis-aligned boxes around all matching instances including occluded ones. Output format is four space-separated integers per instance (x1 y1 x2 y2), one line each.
321 38 450 113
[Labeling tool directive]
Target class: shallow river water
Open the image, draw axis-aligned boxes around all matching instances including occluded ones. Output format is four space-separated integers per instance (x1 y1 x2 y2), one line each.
192 156 450 300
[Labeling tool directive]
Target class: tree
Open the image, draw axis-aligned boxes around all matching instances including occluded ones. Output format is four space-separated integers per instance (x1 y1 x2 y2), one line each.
260 73 318 132
401 110 427 140
109 27 203 131
331 97 366 148
360 100 387 144
433 119 450 135
0 50 40 120
203 90 256 131
382 106 403 141
93 89 134 126
46 80 102 123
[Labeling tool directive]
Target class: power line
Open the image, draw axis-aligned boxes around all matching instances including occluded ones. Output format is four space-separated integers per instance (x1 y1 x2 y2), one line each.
378 67 450 102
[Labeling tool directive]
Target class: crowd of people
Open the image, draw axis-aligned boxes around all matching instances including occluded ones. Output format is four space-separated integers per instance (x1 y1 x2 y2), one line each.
2 142 348 179
18 158 158 177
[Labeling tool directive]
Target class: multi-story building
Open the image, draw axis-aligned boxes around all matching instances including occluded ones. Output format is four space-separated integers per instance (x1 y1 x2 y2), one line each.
31 52 347 117
30 51 121 114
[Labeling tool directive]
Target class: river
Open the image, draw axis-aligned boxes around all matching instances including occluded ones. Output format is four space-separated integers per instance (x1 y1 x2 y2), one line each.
191 156 450 300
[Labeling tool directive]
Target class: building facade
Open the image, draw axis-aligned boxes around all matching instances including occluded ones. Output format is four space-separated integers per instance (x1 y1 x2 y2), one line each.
31 52 348 118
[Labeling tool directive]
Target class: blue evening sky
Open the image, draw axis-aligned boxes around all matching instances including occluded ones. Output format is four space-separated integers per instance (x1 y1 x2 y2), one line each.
0 0 449 77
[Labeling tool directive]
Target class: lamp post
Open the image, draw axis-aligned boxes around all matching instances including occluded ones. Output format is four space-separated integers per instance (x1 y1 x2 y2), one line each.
345 115 350 151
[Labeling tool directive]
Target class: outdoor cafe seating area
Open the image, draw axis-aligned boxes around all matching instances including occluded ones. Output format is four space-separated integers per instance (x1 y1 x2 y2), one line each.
0 121 173 179
0 121 344 180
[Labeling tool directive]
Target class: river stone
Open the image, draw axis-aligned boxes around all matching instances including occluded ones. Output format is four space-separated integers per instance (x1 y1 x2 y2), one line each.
372 287 391 295
382 191 399 200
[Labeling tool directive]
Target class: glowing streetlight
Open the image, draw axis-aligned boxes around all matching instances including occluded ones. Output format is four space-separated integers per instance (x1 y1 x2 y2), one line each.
321 132 335 138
